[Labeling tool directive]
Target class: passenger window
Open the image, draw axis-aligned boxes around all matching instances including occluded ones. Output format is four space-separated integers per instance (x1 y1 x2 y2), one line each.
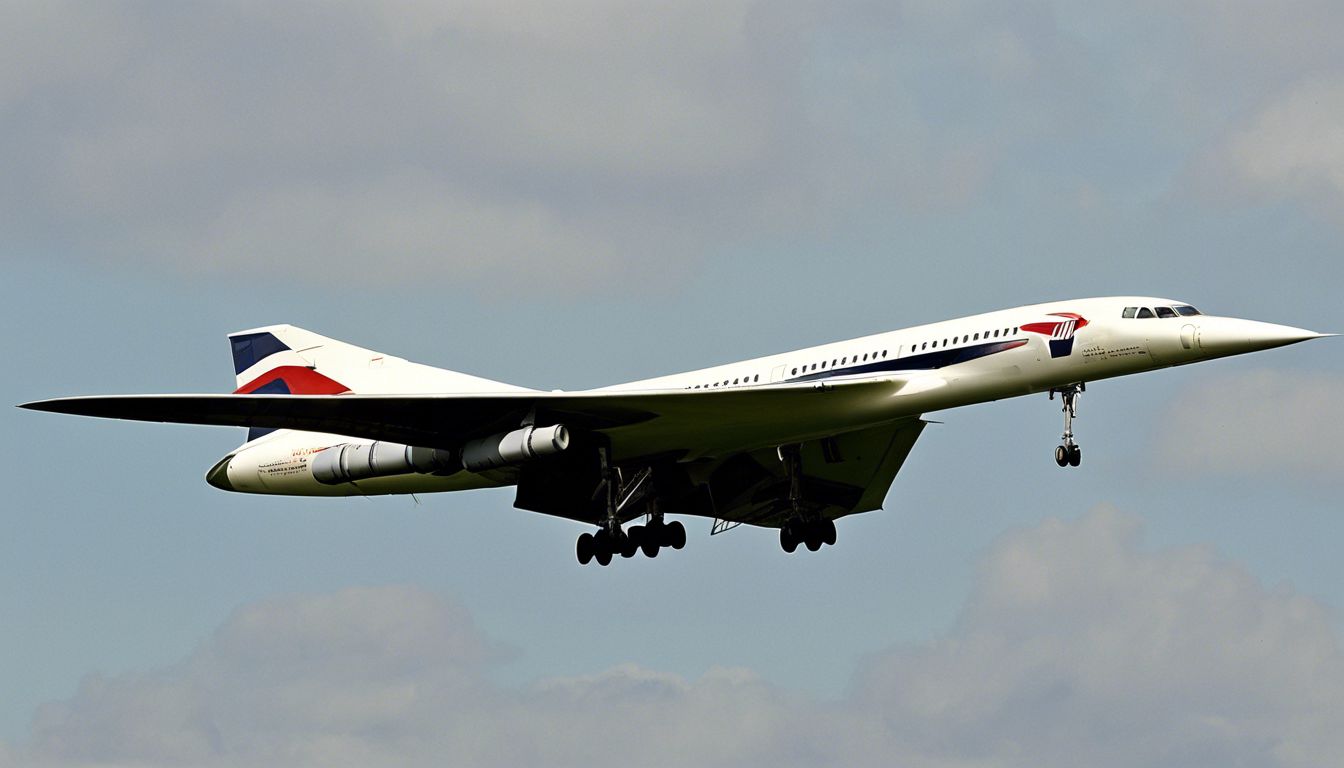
973 333 980 340
1136 307 1155 318
1122 307 1137 318
1155 306 1176 319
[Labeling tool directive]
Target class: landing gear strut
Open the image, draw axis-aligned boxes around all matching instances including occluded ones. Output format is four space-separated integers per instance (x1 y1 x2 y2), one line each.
777 444 838 553
1050 383 1084 468
576 454 685 566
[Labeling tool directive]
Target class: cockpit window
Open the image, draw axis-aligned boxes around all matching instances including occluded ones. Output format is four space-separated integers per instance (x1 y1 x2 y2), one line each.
1155 306 1177 319
1175 305 1201 316
1136 307 1155 318
1122 307 1137 318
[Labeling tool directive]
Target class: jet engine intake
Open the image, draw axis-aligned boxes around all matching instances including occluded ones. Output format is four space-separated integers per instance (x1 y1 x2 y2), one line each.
461 424 570 472
312 442 457 485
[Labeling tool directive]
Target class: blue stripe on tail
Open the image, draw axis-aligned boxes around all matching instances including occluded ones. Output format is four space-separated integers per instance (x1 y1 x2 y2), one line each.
230 332 290 375
244 378 291 442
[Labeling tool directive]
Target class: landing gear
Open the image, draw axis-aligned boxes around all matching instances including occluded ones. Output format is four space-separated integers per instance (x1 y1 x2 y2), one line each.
575 451 686 566
577 517 686 566
780 517 836 553
1050 383 1084 468
776 444 837 553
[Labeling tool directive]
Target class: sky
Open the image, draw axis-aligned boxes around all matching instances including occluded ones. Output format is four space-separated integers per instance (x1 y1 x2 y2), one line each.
2 1 1343 766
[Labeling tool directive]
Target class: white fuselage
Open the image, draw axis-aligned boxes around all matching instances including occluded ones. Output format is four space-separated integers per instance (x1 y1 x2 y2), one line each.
216 296 1322 496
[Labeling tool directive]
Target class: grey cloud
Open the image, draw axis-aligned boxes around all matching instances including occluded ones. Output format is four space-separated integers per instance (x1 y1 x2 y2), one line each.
9 507 1343 767
1 1 1113 293
1157 369 1344 479
1210 79 1344 228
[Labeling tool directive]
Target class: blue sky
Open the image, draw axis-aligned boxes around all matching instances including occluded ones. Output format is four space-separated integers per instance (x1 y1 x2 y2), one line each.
2 2 1343 766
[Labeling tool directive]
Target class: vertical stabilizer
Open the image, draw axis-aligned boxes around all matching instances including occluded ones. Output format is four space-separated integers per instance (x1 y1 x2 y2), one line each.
227 324 533 443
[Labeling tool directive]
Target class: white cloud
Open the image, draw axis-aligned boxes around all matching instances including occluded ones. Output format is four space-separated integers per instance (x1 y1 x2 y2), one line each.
1157 369 1344 479
8 508 1342 767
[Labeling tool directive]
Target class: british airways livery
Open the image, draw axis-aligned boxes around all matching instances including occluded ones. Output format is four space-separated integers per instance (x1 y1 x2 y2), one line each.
20 297 1332 566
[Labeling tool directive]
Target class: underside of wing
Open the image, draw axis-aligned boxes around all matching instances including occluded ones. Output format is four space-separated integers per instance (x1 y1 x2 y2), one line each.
510 417 927 527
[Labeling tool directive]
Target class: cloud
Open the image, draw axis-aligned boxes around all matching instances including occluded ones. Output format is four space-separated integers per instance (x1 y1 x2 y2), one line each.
8 507 1342 767
0 1 804 291
1157 369 1344 479
0 1 1114 294
1200 79 1344 227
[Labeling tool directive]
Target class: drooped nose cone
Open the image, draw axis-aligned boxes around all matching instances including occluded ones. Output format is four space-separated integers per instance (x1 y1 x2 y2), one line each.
1198 317 1334 356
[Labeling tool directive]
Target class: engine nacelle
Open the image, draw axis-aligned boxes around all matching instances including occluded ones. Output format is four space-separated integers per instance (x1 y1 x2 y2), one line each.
311 441 457 485
461 424 570 472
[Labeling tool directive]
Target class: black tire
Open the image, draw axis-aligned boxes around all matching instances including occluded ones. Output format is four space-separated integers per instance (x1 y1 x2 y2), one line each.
1055 445 1068 467
780 525 798 553
642 539 659 558
595 547 612 566
619 531 638 558
805 532 823 552
577 532 594 565
628 525 644 548
1068 445 1082 467
668 520 686 550
646 520 665 546
823 518 837 546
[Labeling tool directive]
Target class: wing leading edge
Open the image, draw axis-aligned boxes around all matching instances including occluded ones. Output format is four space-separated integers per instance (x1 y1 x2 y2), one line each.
20 377 921 462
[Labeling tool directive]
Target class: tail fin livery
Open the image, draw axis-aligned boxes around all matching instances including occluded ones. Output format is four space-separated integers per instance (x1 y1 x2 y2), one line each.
228 324 534 442
230 328 352 441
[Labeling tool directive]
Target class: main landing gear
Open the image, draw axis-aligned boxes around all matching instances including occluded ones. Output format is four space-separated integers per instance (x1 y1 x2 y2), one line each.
575 451 686 566
1050 383 1084 468
780 517 836 553
575 518 686 566
777 444 837 553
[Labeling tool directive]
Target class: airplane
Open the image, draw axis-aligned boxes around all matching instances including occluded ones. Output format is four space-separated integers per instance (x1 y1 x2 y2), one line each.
20 297 1332 566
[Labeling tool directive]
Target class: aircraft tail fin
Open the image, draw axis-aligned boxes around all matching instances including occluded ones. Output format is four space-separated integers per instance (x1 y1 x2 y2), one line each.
228 324 532 443
229 326 356 442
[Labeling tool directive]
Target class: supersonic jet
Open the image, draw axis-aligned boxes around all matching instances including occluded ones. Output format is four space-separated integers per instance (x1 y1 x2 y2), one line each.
21 297 1332 566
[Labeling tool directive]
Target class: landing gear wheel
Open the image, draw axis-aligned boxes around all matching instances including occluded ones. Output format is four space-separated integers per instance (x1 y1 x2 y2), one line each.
618 530 638 558
642 538 660 558
577 532 594 565
1055 445 1069 467
804 524 823 552
1068 444 1081 467
780 523 799 554
667 520 686 550
822 518 837 546
593 529 613 566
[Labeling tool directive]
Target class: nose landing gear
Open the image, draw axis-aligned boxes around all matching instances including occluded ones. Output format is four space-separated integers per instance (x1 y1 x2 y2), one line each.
1050 383 1084 468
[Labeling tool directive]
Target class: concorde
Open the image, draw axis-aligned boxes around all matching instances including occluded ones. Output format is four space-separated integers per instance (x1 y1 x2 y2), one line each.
21 297 1332 566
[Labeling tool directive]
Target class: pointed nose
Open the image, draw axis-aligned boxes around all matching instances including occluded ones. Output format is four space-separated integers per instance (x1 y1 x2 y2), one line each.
1197 318 1333 356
